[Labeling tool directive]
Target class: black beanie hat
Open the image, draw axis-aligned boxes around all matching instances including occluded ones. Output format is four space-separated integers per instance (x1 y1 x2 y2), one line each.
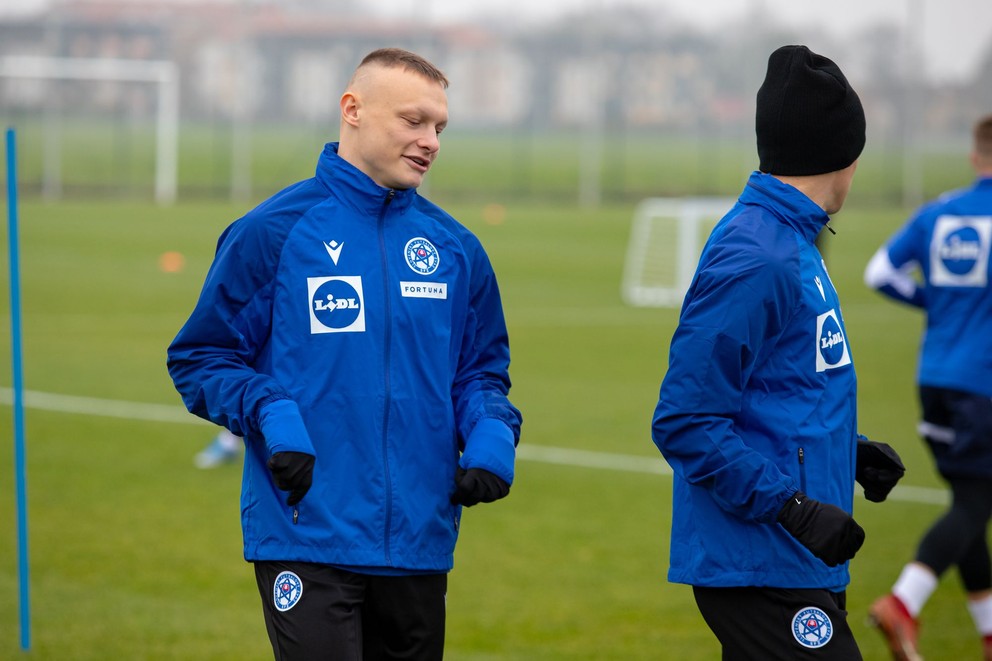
756 45 866 176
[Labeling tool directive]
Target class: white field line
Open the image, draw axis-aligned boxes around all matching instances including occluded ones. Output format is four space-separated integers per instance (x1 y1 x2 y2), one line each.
0 387 948 507
0 387 199 424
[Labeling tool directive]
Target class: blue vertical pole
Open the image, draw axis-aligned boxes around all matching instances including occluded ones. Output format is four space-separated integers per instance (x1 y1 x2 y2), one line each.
6 127 31 651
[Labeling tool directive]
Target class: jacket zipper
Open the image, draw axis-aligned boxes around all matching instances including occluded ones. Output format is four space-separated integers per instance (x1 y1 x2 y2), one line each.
377 191 395 566
798 447 807 493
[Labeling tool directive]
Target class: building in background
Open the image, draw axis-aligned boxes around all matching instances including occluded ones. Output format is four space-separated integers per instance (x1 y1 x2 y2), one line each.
1 0 989 202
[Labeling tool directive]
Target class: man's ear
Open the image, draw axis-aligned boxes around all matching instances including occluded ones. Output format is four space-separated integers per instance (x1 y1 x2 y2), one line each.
340 92 360 128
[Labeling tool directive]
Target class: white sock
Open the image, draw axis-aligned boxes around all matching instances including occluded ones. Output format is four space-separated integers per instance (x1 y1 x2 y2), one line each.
967 595 992 636
218 430 241 451
892 563 938 617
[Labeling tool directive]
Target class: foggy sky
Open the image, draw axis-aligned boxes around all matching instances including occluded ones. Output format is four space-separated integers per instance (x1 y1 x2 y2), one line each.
3 0 991 83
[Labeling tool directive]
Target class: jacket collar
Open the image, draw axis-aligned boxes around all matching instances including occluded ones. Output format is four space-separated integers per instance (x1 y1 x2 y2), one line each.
740 171 831 243
314 142 418 215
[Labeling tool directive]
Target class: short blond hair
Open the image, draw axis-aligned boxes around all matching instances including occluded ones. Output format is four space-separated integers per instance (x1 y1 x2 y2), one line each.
355 48 448 89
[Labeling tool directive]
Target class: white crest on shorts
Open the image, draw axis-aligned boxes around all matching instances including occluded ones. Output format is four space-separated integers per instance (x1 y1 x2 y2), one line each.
792 606 833 648
273 571 303 612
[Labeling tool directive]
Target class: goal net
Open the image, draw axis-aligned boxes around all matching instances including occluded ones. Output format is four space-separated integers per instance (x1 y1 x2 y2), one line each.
621 197 735 307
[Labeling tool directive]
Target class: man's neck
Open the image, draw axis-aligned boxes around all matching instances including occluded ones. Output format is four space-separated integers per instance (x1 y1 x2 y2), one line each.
771 173 834 212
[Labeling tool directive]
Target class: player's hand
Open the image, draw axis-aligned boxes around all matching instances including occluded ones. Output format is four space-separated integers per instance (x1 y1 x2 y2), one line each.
777 491 865 567
451 467 509 507
268 451 315 506
856 439 905 502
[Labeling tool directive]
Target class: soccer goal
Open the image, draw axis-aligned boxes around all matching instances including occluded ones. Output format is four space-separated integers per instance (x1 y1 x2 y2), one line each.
0 55 179 204
621 197 735 307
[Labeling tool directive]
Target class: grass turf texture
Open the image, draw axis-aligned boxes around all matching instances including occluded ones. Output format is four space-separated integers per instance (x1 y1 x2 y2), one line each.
0 196 981 659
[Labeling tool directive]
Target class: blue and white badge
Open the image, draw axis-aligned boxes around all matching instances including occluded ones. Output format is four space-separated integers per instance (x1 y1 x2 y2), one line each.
273 571 303 612
400 281 447 299
405 237 439 275
815 309 851 373
930 215 991 287
792 606 833 648
307 276 366 334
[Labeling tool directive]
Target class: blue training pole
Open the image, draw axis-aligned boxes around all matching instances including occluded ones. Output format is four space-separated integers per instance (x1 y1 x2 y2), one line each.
6 127 31 651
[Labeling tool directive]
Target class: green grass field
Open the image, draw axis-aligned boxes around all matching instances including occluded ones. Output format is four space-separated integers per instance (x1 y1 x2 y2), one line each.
0 190 981 659
1 118 974 205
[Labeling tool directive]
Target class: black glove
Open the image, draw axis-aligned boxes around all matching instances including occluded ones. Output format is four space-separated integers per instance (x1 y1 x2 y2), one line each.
450 467 509 507
777 491 865 567
856 439 906 503
268 451 315 506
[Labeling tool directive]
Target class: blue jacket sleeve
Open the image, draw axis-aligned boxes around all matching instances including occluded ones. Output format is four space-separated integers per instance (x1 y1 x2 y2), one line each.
451 242 522 485
651 246 798 524
166 215 315 457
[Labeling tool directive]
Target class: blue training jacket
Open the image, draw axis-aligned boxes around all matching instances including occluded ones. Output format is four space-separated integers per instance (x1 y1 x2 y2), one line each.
865 176 992 398
168 143 522 573
652 172 858 590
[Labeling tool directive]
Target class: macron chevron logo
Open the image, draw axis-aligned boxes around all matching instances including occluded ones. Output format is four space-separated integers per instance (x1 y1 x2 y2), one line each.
324 240 344 265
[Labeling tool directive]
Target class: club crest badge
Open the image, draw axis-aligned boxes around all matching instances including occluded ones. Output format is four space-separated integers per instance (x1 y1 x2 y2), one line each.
405 237 439 275
792 606 833 648
273 571 303 612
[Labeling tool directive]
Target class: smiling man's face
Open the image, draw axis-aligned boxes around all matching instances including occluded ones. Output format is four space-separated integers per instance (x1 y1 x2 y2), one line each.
337 64 448 190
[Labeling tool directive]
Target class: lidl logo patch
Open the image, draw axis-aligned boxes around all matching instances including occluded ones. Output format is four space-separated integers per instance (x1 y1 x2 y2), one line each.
930 215 991 287
815 309 851 372
307 276 365 333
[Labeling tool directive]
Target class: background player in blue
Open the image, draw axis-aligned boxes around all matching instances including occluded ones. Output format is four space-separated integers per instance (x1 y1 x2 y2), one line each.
865 113 992 661
168 48 522 660
651 45 905 660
